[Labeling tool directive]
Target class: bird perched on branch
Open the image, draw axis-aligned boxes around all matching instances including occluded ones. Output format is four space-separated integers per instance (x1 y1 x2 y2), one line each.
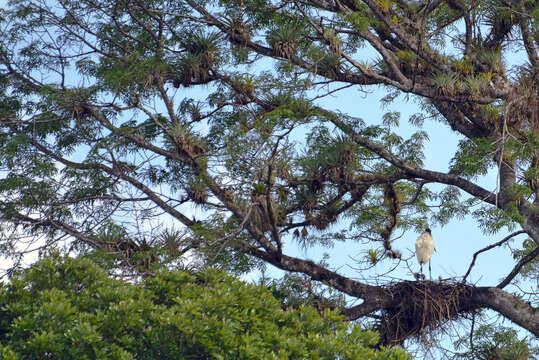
415 228 434 280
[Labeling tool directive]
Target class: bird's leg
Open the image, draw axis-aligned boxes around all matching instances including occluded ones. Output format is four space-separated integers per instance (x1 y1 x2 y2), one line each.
429 260 432 281
420 264 424 280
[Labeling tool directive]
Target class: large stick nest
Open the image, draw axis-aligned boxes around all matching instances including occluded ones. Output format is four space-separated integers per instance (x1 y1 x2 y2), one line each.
378 280 476 345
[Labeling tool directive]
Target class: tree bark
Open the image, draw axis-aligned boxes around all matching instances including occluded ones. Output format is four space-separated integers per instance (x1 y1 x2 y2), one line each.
472 287 539 337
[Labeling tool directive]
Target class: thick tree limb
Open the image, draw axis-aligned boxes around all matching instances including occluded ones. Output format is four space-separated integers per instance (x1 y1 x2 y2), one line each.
518 201 539 246
431 101 489 139
473 286 539 336
342 300 387 320
520 19 539 69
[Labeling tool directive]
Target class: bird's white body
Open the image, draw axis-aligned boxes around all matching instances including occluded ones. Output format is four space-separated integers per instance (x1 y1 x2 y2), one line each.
415 231 435 265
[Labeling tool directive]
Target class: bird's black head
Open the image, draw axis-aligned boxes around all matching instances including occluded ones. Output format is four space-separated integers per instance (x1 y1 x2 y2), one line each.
425 228 431 233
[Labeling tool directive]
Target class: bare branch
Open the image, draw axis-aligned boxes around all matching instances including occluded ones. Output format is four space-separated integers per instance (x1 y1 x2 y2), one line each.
462 230 526 283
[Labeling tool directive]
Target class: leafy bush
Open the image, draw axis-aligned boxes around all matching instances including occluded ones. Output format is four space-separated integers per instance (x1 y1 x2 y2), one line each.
0 255 409 360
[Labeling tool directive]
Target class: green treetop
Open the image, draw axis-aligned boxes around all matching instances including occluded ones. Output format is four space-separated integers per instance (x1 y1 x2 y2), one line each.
0 254 409 359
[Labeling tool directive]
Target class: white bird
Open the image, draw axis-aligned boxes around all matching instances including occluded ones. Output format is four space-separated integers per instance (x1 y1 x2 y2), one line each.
415 228 435 280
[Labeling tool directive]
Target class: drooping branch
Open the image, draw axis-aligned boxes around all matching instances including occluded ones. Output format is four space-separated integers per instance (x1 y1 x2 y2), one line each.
20 131 196 228
7 211 101 249
265 164 283 256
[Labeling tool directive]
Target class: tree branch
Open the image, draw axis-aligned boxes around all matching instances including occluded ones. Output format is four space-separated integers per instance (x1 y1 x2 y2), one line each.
497 245 539 288
474 286 539 336
326 111 497 204
236 241 385 301
342 300 385 320
6 211 101 249
462 230 526 283
20 132 196 227
519 18 539 69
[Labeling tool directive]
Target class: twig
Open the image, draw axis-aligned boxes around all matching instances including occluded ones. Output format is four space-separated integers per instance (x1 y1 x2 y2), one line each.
469 311 475 354
461 230 526 283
